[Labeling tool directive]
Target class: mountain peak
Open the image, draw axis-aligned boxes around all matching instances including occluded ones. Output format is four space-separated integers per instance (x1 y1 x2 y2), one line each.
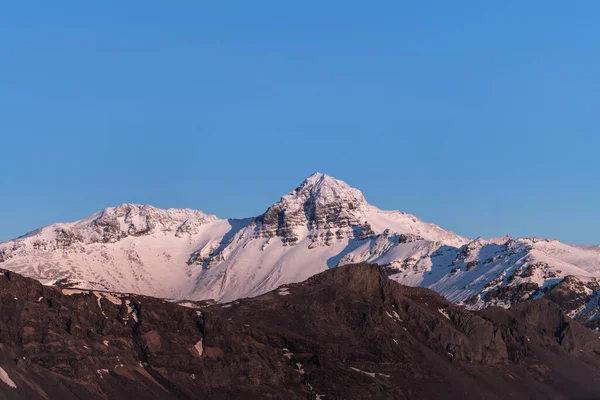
290 172 366 207
305 171 328 180
253 172 468 248
95 203 215 220
302 172 335 186
255 173 370 245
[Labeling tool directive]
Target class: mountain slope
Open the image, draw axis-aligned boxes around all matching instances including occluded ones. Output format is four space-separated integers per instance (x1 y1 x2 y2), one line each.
0 203 251 298
0 173 468 302
185 173 468 301
2 264 600 399
1 173 600 320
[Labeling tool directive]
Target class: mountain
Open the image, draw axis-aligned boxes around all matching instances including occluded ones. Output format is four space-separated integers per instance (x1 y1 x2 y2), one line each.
2 263 600 399
1 173 600 323
187 172 468 302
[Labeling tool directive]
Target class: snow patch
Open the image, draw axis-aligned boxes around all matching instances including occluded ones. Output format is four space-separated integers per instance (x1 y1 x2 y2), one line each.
194 339 203 356
93 291 122 306
125 300 139 323
0 367 16 388
385 310 403 322
177 302 198 308
97 369 110 379
62 289 90 296
350 367 376 378
282 348 293 359
438 308 450 320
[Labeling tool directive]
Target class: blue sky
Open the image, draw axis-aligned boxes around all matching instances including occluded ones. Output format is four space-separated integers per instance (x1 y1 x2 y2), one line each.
1 1 599 244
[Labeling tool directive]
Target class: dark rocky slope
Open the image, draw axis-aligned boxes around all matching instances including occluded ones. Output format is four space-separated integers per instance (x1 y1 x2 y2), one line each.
1 264 600 399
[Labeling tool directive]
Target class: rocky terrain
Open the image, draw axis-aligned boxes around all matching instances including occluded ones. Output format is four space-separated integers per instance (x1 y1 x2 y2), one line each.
1 264 600 399
1 173 600 325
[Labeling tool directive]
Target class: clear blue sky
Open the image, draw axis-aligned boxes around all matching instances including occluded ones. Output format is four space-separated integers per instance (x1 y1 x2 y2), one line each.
1 1 599 244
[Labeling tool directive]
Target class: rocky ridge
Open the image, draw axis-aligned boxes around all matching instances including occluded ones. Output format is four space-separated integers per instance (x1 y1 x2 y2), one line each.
2 264 600 399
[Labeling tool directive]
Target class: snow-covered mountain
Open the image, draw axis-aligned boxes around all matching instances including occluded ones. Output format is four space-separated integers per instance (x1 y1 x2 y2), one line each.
1 172 600 321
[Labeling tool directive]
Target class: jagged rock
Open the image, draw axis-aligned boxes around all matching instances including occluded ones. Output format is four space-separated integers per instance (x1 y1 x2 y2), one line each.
398 233 423 244
466 261 478 271
0 248 8 263
480 282 541 307
522 262 549 278
254 173 369 245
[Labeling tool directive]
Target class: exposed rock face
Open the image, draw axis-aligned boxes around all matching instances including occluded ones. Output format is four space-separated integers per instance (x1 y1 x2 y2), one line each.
2 264 600 399
543 276 600 326
254 173 372 246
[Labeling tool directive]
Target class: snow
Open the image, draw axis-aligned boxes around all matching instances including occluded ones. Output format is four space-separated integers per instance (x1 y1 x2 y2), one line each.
1 173 600 311
386 310 402 322
438 308 450 319
0 367 16 388
0 205 234 300
62 289 90 296
97 369 109 379
177 302 198 308
350 367 376 378
125 300 139 322
194 339 203 356
94 291 122 306
282 348 293 359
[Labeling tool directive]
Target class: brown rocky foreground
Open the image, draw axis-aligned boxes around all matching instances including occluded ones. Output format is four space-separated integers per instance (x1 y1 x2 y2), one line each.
0 264 600 399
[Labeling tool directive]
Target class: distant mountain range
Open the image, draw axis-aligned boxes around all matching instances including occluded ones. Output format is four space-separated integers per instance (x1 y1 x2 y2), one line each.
2 172 600 325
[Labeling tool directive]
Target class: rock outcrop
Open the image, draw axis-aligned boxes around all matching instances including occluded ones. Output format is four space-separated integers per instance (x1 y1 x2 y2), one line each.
254 172 373 246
